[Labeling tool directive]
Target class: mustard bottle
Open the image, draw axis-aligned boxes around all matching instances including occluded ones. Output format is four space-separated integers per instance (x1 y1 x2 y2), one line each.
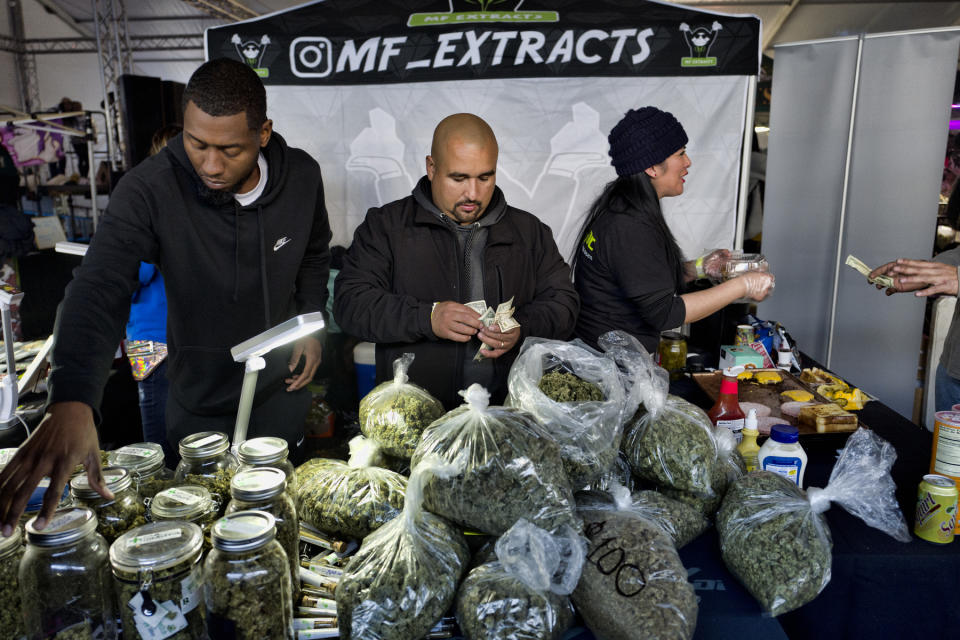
737 409 761 473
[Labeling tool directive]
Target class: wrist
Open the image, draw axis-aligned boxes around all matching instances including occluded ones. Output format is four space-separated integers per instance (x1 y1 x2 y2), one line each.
695 255 706 279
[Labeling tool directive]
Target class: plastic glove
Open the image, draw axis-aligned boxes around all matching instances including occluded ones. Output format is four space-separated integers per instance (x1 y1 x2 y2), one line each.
737 271 775 300
696 249 732 279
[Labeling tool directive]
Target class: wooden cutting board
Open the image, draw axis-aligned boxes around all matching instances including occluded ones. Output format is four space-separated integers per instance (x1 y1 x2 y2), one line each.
692 370 863 436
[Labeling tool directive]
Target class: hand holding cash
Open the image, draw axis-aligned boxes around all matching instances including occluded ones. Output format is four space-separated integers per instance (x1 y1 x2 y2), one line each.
845 255 895 289
468 296 521 361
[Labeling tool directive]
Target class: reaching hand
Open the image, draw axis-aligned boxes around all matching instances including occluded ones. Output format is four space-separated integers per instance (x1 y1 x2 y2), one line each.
0 402 109 536
737 271 775 300
430 301 483 342
870 258 959 297
285 335 322 391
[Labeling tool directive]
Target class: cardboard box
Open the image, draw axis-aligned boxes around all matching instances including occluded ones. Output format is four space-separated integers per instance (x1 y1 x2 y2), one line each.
719 345 764 370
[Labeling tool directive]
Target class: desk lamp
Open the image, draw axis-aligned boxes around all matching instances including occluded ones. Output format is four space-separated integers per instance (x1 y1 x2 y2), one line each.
230 312 326 449
0 285 25 430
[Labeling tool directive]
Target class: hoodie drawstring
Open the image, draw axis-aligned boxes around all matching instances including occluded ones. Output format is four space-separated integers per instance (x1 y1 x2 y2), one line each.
233 203 241 302
257 205 270 329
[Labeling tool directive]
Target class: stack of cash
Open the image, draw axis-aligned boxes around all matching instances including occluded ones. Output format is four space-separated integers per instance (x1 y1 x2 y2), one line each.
845 255 895 288
467 296 520 361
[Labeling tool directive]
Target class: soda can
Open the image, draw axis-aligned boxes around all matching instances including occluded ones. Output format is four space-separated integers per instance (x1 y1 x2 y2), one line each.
735 324 755 346
914 474 957 544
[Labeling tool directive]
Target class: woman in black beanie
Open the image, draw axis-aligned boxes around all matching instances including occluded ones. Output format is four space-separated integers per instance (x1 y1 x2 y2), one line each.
571 106 774 353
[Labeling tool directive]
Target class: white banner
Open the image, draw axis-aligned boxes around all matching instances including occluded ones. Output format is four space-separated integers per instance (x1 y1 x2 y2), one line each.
267 73 748 259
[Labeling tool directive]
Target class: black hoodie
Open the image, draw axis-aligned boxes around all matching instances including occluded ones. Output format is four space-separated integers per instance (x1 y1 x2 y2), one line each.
48 131 331 418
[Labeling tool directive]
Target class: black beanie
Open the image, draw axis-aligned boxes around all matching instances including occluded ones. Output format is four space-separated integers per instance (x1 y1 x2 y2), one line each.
608 107 688 177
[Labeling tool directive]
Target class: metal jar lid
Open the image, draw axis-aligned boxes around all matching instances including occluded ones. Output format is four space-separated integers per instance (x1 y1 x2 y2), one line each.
107 443 166 476
110 521 203 575
178 431 230 460
237 437 289 466
0 524 22 557
231 467 286 502
70 466 132 500
211 510 276 552
25 506 98 546
150 485 213 521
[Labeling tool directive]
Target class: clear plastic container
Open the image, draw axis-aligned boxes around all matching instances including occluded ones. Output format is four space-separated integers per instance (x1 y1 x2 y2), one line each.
203 510 294 639
110 520 206 640
236 437 297 496
107 442 174 503
20 507 118 639
150 485 219 552
0 525 24 639
70 466 147 543
226 467 300 601
716 252 772 303
174 431 238 516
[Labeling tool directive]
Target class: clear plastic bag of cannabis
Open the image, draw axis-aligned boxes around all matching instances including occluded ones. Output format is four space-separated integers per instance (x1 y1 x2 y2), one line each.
717 428 910 616
455 519 584 640
596 330 668 420
573 490 698 640
661 427 746 518
296 436 407 540
335 456 471 640
622 394 723 501
506 338 628 488
411 383 579 535
586 452 637 494
360 353 445 459
576 483 708 549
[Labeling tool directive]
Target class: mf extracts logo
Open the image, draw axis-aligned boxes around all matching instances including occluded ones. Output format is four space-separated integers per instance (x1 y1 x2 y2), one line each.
408 0 558 27
679 21 722 68
232 34 272 78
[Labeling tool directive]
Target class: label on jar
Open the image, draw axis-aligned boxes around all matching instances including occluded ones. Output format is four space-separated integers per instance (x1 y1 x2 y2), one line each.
117 446 156 458
716 419 744 443
128 592 189 639
186 434 222 449
180 570 201 614
132 529 183 547
762 456 803 485
161 488 202 505
46 508 86 531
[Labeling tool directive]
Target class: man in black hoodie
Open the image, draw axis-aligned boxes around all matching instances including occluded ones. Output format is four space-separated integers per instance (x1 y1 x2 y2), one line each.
335 113 578 409
0 58 331 536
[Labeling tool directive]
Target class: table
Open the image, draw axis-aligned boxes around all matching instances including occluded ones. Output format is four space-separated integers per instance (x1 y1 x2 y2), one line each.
672 373 960 639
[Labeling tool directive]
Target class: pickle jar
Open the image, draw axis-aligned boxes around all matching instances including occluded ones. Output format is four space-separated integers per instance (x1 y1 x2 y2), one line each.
226 467 301 601
204 510 294 639
0 525 24 639
110 521 206 640
657 331 688 381
236 437 298 495
150 485 219 550
107 442 174 503
70 466 147 543
174 431 238 515
20 507 118 639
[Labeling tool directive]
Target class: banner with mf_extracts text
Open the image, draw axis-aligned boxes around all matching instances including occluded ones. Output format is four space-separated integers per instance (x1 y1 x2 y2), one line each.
206 0 760 258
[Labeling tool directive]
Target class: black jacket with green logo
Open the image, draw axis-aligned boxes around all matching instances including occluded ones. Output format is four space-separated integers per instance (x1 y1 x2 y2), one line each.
48 132 331 419
334 179 578 409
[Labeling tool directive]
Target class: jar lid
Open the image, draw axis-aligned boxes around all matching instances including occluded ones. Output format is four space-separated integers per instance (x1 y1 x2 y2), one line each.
26 507 98 546
110 521 203 574
150 485 213 520
769 424 799 444
0 524 21 555
231 467 286 502
237 437 289 466
179 431 230 459
70 466 132 499
660 331 684 341
212 510 276 552
108 443 166 475
0 447 17 468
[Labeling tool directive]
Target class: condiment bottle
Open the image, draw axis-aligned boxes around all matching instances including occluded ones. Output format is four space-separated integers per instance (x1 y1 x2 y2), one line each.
708 371 745 443
758 424 808 487
737 409 761 472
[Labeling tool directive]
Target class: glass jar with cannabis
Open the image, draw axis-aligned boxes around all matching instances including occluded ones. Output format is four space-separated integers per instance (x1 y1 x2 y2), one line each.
174 431 238 517
20 507 118 639
70 466 147 543
203 510 294 639
0 524 24 639
236 437 298 496
107 442 174 503
150 485 219 552
110 521 206 639
226 467 301 602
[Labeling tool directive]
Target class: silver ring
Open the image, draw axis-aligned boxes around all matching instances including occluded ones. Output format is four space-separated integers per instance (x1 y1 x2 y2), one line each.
500 341 504 348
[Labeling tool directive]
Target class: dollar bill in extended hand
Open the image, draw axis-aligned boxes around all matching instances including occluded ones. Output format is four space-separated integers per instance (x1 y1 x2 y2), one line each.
845 255 895 288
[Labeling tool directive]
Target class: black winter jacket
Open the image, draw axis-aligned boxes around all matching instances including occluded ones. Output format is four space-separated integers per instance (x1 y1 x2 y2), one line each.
48 132 331 417
334 183 579 409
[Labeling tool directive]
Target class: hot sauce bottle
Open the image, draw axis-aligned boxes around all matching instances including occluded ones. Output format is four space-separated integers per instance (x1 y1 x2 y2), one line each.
708 370 745 443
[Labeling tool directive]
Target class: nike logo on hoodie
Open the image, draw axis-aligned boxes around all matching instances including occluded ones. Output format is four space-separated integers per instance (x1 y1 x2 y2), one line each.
274 236 292 251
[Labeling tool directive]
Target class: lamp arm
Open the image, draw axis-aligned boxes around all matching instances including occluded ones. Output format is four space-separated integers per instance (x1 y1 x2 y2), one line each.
232 356 266 450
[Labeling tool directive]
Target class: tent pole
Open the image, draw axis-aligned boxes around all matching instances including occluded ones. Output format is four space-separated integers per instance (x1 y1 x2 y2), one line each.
734 75 757 251
826 34 865 369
